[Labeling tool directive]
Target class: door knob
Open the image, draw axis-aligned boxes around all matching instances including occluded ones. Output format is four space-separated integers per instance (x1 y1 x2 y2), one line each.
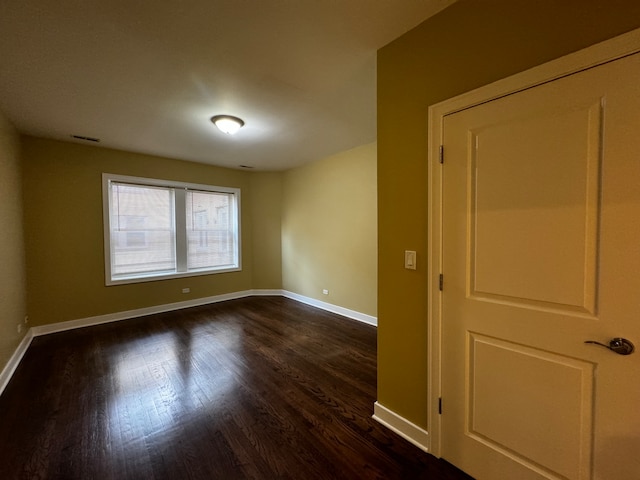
584 338 635 355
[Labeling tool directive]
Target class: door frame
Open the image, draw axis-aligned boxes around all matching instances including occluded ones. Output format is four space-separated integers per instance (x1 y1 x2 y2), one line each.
426 27 640 459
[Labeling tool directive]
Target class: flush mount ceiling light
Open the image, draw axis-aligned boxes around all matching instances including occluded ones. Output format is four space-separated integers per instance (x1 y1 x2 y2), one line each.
210 115 245 135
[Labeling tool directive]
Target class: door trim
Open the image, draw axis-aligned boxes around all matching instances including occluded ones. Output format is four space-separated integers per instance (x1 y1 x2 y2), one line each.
427 26 640 458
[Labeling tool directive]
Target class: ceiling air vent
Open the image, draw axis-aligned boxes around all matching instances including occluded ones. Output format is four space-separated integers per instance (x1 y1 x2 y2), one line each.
71 135 100 143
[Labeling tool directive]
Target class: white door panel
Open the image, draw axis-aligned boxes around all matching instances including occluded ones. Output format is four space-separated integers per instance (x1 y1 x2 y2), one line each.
440 52 640 480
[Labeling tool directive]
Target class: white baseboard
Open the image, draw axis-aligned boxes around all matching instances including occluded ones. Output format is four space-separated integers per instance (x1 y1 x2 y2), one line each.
0 329 34 395
372 402 430 453
30 290 257 337
1 289 376 397
281 290 377 326
28 289 377 338
250 289 283 296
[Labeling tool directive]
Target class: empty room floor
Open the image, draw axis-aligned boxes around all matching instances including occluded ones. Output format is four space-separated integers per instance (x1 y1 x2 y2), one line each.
0 296 471 479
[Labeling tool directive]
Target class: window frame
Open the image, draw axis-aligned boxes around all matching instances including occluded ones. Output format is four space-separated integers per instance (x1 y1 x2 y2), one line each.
102 173 241 286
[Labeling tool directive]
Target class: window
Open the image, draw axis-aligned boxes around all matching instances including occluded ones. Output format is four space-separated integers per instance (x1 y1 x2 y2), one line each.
103 174 240 285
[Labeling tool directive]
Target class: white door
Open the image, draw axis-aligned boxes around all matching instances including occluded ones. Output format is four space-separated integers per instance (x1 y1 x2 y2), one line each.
440 52 640 479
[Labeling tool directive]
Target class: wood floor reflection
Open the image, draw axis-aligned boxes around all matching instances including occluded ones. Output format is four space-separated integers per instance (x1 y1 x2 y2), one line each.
0 296 472 479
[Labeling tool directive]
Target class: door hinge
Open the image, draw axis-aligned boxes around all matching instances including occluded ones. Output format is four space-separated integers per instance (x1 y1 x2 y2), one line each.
439 273 444 291
439 145 444 164
439 397 442 414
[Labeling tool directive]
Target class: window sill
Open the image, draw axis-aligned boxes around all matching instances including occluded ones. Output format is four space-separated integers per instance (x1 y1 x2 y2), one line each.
106 265 242 286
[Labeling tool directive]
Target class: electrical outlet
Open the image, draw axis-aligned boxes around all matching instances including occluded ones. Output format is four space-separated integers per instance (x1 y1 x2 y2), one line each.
322 289 329 295
17 324 22 334
182 288 190 294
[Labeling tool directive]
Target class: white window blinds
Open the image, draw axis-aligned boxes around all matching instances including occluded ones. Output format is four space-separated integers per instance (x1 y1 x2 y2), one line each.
110 183 176 277
186 190 235 270
103 174 240 285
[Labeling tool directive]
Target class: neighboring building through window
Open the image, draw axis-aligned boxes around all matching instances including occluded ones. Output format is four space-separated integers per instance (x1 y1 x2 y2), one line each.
102 173 241 285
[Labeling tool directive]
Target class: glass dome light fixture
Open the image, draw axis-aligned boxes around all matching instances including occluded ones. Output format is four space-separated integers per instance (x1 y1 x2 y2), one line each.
211 115 245 135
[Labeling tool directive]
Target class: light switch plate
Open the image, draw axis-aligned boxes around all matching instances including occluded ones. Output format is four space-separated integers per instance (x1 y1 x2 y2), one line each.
405 250 417 270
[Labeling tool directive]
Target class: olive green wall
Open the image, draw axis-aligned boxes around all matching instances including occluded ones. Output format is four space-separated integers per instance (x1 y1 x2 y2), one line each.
377 0 640 428
282 142 377 316
250 172 283 289
0 113 27 370
21 136 283 326
19 135 375 331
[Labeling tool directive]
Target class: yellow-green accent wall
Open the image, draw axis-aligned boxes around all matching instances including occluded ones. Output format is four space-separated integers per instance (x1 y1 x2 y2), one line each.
377 0 640 428
282 142 377 316
0 112 27 370
250 172 283 289
20 136 275 325
18 135 377 335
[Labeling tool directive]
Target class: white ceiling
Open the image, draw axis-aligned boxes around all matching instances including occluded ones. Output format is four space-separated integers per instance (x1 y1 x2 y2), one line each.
0 0 455 170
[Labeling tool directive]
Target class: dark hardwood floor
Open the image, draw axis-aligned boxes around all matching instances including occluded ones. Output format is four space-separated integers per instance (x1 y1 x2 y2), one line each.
0 296 472 479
